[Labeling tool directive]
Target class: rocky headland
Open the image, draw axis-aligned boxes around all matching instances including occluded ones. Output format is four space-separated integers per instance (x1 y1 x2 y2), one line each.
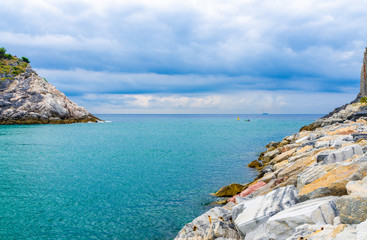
0 48 100 124
175 50 367 240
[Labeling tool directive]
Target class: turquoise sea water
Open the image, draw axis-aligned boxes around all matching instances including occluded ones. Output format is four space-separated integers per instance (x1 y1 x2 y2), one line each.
0 114 321 240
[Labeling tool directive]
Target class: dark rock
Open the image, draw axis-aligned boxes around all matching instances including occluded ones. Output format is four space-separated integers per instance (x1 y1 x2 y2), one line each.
352 133 367 141
214 183 244 197
336 196 367 224
247 160 262 169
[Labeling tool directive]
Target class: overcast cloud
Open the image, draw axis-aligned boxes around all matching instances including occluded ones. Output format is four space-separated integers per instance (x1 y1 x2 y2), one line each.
1 0 367 113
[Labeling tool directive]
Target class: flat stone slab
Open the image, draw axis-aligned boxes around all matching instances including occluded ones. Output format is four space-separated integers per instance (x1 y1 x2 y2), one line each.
317 144 363 164
244 196 339 240
298 163 367 201
233 185 298 235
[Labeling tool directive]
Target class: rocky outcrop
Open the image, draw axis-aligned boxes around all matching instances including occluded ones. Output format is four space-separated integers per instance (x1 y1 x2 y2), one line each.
0 62 100 124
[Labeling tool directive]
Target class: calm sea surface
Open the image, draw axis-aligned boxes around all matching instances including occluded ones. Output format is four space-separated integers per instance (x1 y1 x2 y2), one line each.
0 114 321 239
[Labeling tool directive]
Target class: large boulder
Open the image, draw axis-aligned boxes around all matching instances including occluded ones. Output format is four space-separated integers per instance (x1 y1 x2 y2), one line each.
298 163 367 201
249 196 339 240
232 185 298 235
317 145 363 164
269 148 297 164
336 195 367 224
174 207 241 240
297 163 337 190
346 175 367 197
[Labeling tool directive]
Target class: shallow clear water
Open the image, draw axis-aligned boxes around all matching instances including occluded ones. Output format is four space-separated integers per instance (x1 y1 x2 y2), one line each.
0 114 321 239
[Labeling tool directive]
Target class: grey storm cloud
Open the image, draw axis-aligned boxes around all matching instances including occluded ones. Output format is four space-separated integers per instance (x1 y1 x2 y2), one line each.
1 0 367 113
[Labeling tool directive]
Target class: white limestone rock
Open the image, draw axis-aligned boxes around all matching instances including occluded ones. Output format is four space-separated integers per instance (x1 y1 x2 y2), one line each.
284 224 356 240
357 218 367 240
346 175 367 197
175 207 241 240
317 145 363 164
297 163 338 190
245 196 339 240
233 185 298 236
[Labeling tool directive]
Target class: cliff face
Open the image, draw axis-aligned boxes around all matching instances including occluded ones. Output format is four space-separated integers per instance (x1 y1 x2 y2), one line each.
361 48 367 97
0 59 99 124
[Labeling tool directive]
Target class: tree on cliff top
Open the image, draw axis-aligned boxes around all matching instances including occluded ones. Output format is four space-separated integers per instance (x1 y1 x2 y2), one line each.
0 47 6 58
0 47 13 60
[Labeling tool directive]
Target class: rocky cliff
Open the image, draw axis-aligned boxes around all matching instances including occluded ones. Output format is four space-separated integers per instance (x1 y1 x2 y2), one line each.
175 51 367 240
0 52 100 124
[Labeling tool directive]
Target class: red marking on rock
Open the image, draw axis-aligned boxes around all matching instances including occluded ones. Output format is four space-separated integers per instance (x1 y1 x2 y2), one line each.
228 181 267 203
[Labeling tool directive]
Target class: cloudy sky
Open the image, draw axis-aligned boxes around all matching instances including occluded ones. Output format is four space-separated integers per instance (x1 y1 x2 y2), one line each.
1 0 367 114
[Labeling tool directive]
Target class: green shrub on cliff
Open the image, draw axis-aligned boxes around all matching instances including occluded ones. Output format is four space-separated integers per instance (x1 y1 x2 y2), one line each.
0 47 29 81
21 57 30 63
0 47 5 58
360 97 367 104
0 47 13 60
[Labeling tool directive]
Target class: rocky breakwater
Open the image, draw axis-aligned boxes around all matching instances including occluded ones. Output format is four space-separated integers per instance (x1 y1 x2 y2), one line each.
0 51 100 124
175 48 367 240
175 99 367 240
175 47 367 240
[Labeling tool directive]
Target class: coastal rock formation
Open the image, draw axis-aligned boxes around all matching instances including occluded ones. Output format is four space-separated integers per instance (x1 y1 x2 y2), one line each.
175 49 367 240
0 54 99 124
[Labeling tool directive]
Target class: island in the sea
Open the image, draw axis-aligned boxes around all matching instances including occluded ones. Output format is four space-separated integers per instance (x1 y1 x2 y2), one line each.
0 47 100 125
175 49 367 239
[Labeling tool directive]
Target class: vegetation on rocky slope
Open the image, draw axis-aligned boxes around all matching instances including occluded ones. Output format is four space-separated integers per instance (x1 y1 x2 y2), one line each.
0 47 29 81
